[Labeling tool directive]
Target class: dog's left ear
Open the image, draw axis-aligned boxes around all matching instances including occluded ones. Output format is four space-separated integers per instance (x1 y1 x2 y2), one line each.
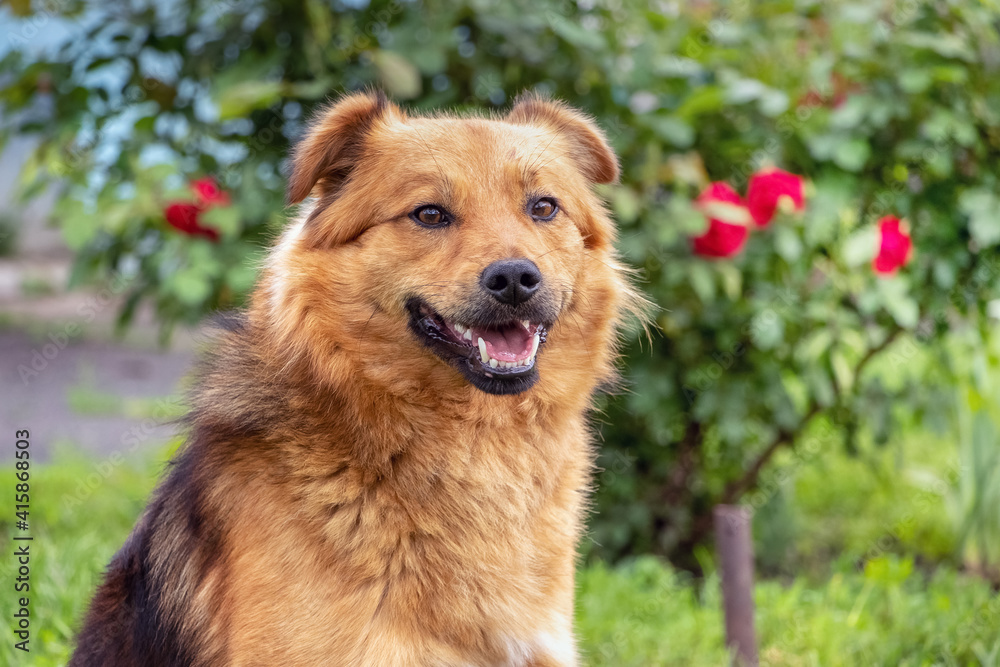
506 93 619 185
286 90 401 205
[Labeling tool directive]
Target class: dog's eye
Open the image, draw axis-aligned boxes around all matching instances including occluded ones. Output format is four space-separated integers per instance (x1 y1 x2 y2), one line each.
411 205 450 227
530 198 558 221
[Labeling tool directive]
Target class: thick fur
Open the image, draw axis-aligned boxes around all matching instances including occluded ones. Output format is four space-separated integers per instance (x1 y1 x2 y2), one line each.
70 91 642 666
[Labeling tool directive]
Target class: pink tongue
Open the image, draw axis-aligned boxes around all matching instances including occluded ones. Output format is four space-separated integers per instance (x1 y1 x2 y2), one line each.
475 325 532 362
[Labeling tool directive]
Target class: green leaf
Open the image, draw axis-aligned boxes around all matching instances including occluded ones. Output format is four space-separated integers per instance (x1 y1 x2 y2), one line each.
724 78 767 104
168 268 212 306
286 78 337 100
842 227 878 267
806 134 839 161
749 310 784 350
675 86 725 120
372 50 422 100
644 115 694 148
610 187 642 224
832 138 871 172
959 189 1000 248
799 329 834 363
717 263 742 300
758 89 789 117
922 109 955 142
689 263 715 303
879 278 920 328
829 96 866 130
653 55 703 78
225 263 259 294
667 195 706 235
806 366 836 407
305 0 333 43
831 349 854 393
899 68 932 93
899 32 976 62
59 211 102 251
215 80 283 120
933 259 957 289
548 15 606 51
774 225 803 261
200 205 242 240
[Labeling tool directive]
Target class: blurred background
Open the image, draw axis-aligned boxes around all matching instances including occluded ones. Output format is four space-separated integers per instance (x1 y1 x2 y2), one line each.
3 0 1000 664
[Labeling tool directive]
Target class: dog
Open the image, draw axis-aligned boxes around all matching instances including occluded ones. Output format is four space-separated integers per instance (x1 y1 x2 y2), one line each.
69 91 642 666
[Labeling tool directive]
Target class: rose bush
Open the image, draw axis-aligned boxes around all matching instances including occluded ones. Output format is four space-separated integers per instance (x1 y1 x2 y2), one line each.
4 0 1000 564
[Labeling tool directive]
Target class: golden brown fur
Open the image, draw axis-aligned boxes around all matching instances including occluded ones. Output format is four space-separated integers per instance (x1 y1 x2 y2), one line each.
70 91 641 666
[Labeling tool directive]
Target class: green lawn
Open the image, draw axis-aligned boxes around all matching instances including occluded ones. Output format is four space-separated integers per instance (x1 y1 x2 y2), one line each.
2 444 999 666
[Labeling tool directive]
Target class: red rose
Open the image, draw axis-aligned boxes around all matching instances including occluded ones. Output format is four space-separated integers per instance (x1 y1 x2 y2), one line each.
873 215 912 275
163 176 230 241
692 182 752 258
746 169 805 227
191 177 230 207
164 202 220 242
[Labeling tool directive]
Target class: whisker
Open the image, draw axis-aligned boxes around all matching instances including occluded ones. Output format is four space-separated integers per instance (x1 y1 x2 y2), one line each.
356 306 380 361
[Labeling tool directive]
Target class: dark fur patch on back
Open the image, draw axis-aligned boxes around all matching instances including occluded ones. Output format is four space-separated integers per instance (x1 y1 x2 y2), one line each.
69 511 196 666
71 424 234 665
210 310 248 332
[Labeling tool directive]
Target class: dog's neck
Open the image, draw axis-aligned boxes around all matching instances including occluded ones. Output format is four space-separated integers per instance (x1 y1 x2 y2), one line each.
191 320 591 479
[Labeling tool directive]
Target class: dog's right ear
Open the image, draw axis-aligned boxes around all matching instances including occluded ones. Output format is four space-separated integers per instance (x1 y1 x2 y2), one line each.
286 91 398 204
506 93 619 185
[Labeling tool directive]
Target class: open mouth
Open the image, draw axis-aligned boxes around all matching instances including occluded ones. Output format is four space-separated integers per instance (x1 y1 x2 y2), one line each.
406 299 549 395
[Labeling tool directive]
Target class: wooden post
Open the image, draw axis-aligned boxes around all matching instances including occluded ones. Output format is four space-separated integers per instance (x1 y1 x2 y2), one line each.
714 504 758 667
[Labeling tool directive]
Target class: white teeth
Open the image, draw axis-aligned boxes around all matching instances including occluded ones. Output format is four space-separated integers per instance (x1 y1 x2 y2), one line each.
454 323 466 334
473 329 542 369
521 319 530 329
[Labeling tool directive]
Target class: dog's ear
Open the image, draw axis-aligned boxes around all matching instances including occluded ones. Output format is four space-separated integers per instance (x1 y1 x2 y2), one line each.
506 93 619 185
508 93 620 249
286 91 400 204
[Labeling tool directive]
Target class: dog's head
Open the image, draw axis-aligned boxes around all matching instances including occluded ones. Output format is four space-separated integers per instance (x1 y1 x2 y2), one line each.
260 91 637 399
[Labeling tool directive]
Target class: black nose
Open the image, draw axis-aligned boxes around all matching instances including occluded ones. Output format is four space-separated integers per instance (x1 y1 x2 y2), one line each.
480 259 542 306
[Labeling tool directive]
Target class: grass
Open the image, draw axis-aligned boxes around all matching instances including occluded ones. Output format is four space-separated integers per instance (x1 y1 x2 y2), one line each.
753 426 959 580
2 445 1000 665
581 556 1000 666
65 365 189 419
0 446 159 664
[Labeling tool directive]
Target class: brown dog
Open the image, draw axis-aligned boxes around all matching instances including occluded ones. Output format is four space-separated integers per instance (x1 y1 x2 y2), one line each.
70 91 641 666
